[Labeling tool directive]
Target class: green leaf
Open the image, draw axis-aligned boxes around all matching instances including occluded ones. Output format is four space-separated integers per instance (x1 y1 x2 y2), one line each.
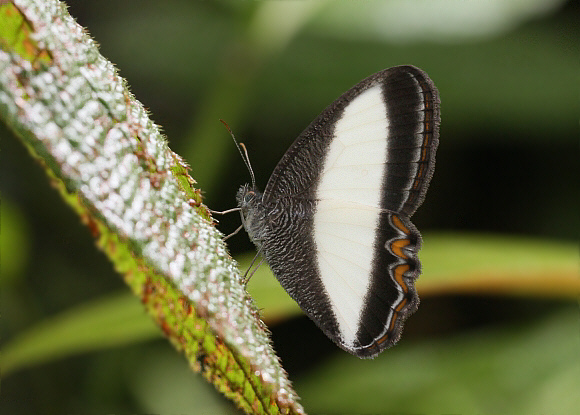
419 233 579 298
2 293 159 376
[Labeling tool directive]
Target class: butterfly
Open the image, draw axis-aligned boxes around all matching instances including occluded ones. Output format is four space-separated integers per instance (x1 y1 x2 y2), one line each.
235 65 439 358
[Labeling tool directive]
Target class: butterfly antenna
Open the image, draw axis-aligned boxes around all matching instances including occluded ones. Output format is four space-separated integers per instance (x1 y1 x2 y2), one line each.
220 119 256 188
238 143 256 188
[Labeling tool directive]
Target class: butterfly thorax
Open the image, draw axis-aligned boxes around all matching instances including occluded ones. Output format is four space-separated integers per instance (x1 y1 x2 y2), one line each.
236 183 269 248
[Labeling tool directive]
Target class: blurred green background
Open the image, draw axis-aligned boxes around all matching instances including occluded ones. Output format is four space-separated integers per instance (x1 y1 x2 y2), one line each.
1 0 578 414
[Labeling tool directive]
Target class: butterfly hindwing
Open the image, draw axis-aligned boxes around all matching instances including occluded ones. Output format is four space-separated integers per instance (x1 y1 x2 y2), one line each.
243 65 439 358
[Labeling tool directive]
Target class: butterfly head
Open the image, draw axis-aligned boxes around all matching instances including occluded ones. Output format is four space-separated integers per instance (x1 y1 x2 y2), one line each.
236 184 267 246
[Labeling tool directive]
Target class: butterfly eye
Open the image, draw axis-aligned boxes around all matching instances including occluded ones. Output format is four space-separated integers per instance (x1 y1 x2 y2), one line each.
244 191 254 203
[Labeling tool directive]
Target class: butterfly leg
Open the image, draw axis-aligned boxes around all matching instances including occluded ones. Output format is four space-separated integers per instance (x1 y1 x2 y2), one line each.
209 207 241 215
223 224 244 241
242 246 265 285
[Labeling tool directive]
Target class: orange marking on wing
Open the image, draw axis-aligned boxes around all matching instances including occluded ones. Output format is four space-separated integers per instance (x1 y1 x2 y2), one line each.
388 310 400 331
395 299 408 313
391 215 410 234
374 267 413 346
394 264 411 294
391 239 410 258
376 333 389 345
414 164 426 186
388 265 410 333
